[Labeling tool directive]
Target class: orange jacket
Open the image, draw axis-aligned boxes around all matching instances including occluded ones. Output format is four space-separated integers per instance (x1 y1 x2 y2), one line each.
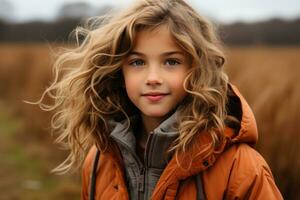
81 84 283 200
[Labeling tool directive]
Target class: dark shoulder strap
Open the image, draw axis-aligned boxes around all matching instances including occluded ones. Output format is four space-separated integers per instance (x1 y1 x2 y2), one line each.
89 149 100 200
195 173 206 200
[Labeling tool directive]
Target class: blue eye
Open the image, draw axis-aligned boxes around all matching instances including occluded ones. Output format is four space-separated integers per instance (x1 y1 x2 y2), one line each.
165 59 180 66
130 59 145 66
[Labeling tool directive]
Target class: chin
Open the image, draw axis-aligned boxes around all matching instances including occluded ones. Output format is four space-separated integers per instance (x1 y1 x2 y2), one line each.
142 109 170 118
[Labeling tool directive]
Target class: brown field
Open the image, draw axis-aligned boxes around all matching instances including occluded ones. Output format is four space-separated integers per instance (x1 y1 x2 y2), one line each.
0 44 299 199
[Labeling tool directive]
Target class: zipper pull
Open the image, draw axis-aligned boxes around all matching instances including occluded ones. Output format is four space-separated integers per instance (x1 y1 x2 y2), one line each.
138 167 145 192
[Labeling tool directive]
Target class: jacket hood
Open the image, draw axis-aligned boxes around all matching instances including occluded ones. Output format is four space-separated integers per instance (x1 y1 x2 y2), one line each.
228 83 258 145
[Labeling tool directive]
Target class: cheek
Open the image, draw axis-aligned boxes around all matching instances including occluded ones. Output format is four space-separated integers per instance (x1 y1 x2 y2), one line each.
168 73 187 91
123 73 140 98
167 73 189 102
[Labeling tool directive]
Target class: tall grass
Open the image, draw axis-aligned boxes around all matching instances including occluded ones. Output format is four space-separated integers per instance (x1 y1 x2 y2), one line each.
0 43 80 200
224 46 300 199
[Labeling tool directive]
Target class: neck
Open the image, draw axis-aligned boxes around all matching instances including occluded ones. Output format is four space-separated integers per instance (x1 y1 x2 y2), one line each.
140 114 166 135
135 114 165 152
136 111 174 149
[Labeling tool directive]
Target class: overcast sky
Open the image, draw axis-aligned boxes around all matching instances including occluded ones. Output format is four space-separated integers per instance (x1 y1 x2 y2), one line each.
4 0 300 24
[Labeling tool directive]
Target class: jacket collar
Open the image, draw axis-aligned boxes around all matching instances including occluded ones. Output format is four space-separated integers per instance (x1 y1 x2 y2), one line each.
109 110 179 150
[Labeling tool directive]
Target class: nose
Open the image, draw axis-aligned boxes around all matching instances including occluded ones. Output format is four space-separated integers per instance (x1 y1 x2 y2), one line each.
145 66 163 86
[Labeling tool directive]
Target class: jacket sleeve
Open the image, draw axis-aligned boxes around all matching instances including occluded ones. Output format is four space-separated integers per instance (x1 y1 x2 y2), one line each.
225 145 284 200
81 146 97 200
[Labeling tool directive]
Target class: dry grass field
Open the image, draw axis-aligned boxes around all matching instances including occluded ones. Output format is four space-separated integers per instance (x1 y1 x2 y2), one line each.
224 46 300 200
0 43 299 199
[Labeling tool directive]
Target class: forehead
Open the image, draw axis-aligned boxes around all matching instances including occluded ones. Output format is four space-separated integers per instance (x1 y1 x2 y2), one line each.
131 25 184 54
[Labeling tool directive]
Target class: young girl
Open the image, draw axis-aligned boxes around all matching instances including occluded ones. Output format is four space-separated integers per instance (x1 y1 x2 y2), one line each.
39 0 283 199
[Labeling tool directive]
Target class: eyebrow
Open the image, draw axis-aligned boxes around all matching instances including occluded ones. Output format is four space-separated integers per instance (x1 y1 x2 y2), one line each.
128 51 184 57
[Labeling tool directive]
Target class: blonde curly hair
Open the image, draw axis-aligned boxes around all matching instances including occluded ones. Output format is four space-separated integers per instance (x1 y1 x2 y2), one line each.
37 0 240 173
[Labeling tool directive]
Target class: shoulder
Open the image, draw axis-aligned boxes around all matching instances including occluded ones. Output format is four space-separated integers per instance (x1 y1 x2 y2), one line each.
225 143 274 185
82 145 99 172
229 143 271 174
209 143 270 177
203 144 283 199
81 144 122 182
224 144 283 199
81 145 99 200
81 145 128 199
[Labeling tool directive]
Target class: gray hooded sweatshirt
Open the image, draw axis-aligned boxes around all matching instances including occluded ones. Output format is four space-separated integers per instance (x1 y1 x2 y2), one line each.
110 111 179 200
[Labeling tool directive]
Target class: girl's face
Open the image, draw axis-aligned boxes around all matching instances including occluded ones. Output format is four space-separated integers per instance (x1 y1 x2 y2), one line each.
122 25 190 120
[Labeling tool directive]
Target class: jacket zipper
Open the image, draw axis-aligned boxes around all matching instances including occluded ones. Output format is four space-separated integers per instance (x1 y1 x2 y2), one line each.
111 131 155 200
143 132 154 199
138 167 145 192
111 135 146 199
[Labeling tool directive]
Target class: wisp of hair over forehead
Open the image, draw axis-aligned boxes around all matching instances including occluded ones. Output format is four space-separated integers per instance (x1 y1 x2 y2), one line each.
36 0 239 173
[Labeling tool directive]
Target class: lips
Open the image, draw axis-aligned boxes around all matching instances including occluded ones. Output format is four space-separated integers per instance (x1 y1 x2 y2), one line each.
142 92 169 102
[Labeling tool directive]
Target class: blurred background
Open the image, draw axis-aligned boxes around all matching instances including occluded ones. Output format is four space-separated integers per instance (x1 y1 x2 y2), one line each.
0 0 299 199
